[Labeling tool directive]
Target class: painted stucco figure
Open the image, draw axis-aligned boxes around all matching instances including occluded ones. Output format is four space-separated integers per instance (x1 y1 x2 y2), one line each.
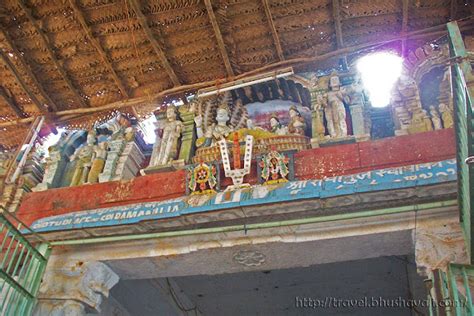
429 105 443 130
287 106 306 135
70 130 96 186
150 106 184 167
270 115 288 136
325 74 349 138
87 141 108 184
195 103 233 147
439 103 454 129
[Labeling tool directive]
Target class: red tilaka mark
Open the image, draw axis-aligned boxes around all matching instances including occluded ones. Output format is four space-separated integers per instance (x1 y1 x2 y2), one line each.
232 132 241 169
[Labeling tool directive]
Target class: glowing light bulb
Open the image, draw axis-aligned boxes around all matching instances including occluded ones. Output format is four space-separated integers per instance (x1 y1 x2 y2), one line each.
357 52 403 108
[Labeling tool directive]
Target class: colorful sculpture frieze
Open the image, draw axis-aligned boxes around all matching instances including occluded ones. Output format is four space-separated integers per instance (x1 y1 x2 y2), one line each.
305 72 370 147
33 113 146 191
257 150 295 185
27 61 455 194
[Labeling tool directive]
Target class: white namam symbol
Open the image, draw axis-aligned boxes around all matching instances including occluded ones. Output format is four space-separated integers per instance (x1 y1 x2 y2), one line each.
218 135 254 191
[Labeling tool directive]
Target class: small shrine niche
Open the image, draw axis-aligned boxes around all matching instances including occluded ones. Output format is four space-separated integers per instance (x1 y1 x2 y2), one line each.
390 44 454 136
418 66 453 130
301 71 371 147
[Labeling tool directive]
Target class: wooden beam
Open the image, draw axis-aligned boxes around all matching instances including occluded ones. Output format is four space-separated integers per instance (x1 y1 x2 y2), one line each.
0 86 27 118
401 0 409 56
0 50 45 115
332 0 347 69
17 0 88 108
128 0 181 86
261 0 284 61
204 0 234 77
68 0 129 98
3 20 474 128
0 29 57 112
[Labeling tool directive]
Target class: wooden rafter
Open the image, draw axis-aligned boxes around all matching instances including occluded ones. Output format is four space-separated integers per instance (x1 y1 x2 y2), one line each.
204 0 235 77
17 0 88 108
68 0 130 98
261 0 284 61
2 19 474 129
0 50 44 115
0 29 57 112
401 0 409 56
332 0 347 69
128 0 181 86
0 85 27 118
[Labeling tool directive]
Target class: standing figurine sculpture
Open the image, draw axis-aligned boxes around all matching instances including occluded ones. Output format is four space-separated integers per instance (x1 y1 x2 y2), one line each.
87 141 108 184
429 105 443 130
70 130 96 186
439 103 454 129
149 106 184 168
325 74 350 138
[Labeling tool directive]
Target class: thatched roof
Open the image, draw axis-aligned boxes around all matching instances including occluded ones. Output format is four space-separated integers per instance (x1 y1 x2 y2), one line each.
0 0 472 148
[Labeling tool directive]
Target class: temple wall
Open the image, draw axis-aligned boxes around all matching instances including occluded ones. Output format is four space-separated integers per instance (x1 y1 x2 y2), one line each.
16 128 455 227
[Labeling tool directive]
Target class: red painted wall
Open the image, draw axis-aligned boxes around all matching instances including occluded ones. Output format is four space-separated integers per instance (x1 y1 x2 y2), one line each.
17 128 455 226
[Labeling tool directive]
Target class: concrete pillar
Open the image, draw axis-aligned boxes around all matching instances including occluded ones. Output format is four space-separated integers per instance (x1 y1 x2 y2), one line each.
99 140 125 183
178 110 196 164
349 103 369 141
34 261 119 316
415 220 468 277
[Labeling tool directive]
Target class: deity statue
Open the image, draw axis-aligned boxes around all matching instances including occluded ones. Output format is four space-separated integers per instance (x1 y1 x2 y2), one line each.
195 103 233 147
408 109 433 134
87 142 108 184
325 74 350 138
69 130 96 186
287 105 306 135
439 103 454 128
270 115 288 136
429 105 443 130
150 106 184 167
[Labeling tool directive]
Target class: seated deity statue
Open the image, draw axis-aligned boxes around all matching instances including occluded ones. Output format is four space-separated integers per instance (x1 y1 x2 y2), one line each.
87 141 108 184
408 109 433 134
150 106 184 167
195 103 233 147
287 106 306 136
269 115 288 136
69 130 96 186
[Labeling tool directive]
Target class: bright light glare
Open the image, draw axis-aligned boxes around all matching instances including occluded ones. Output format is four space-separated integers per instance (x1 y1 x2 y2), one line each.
357 52 403 108
139 115 157 144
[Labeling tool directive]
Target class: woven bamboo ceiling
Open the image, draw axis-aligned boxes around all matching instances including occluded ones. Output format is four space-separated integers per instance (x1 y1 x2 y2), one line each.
0 0 473 148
